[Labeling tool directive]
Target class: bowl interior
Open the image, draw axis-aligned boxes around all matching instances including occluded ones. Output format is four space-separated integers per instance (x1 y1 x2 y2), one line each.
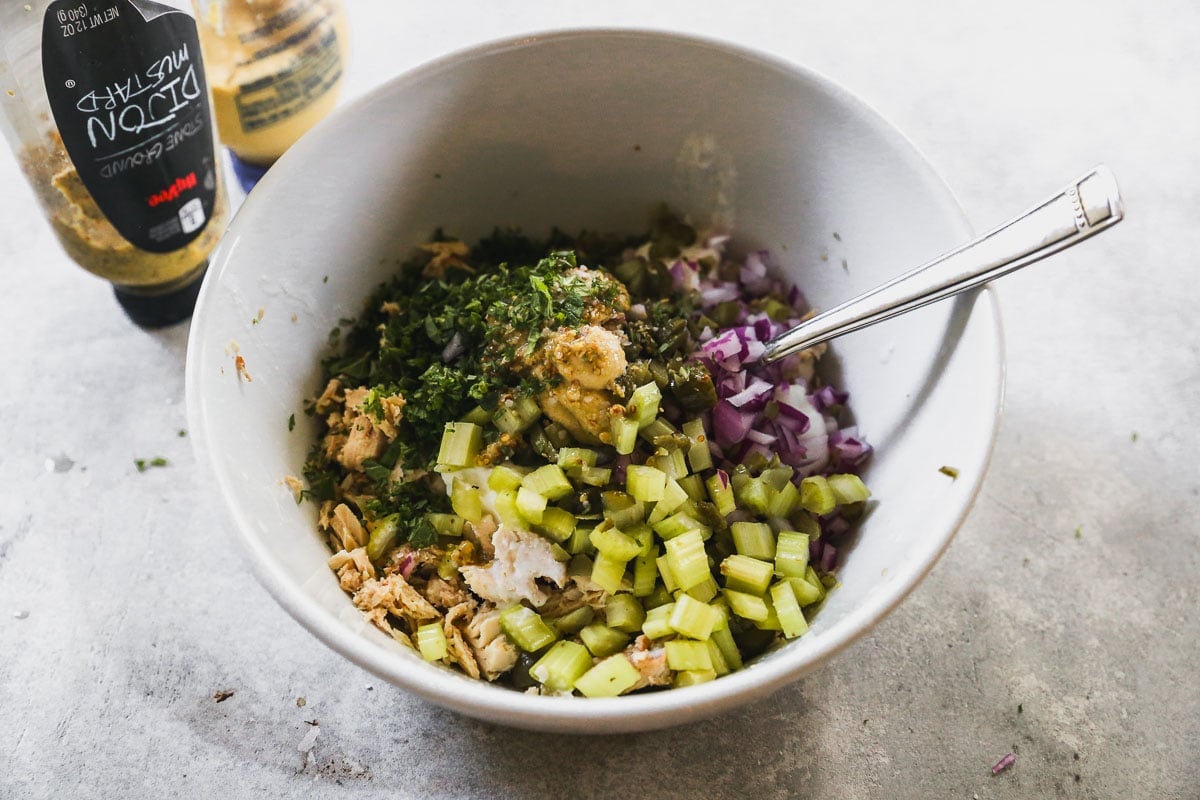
186 29 1001 733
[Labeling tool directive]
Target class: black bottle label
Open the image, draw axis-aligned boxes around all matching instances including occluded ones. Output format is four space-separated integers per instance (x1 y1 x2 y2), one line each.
42 0 218 253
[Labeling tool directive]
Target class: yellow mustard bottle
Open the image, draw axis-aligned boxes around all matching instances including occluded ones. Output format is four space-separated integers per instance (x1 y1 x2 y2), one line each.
193 0 348 171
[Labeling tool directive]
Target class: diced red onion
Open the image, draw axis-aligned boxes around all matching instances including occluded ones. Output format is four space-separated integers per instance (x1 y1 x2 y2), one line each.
991 753 1016 775
726 378 773 410
712 400 755 447
745 428 777 446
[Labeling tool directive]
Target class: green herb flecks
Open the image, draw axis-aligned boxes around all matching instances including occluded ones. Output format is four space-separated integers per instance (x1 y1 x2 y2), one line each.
135 457 169 472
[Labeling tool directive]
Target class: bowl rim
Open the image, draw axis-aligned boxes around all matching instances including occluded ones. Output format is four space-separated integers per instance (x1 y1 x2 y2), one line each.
186 25 1005 732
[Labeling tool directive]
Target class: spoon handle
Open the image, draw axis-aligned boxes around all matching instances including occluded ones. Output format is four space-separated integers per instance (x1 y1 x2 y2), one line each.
762 165 1125 363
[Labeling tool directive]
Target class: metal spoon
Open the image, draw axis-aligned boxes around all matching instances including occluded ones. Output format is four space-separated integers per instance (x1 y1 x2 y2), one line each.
762 165 1124 363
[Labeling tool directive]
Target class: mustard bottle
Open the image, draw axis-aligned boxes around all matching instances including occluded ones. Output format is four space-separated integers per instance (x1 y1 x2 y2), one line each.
0 0 229 327
193 0 348 176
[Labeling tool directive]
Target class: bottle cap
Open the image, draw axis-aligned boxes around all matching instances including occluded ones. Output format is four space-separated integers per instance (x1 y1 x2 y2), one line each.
113 264 208 329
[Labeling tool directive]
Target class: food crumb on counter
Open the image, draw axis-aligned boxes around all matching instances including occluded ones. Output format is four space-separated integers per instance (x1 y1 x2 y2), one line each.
296 696 306 707
939 465 959 479
135 457 169 472
991 752 1016 774
213 689 235 702
235 354 252 382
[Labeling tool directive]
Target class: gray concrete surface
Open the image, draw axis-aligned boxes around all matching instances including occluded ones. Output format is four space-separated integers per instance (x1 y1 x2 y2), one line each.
2 2 1197 797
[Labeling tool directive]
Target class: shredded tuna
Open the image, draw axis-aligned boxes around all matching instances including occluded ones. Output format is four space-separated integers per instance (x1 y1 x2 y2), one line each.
328 547 375 592
314 378 342 414
459 526 567 607
327 503 367 551
626 635 672 690
353 572 440 632
443 602 481 679
464 608 519 681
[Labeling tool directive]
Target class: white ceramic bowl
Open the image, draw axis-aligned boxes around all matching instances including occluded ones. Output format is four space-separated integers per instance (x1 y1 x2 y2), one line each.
186 29 1002 733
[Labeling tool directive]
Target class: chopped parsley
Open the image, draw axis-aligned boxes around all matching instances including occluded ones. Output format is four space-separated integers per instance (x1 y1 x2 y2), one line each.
135 457 169 472
301 213 718 538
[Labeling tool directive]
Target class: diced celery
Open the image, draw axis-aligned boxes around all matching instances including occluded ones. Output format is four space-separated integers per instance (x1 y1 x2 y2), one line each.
610 415 639 455
682 418 713 473
602 491 645 528
641 602 676 640
804 565 828 602
649 448 688 480
720 555 775 595
529 640 593 691
754 595 783 631
557 447 599 473
450 480 484 523
605 593 647 633
638 417 677 444
723 588 770 622
567 526 596 556
770 581 810 639
626 465 667 503
787 576 823 607
735 477 771 515
646 479 689 525
705 470 736 517
515 486 547 524
492 395 542 434
652 512 711 541
672 669 717 688
487 463 526 492
682 575 719 604
677 474 707 503
579 622 631 658
536 506 577 542
574 655 640 698
706 639 731 676
665 639 713 672
436 422 482 468
500 605 558 652
656 554 680 593
760 464 795 491
578 465 613 487
729 465 752 495
799 475 837 515
788 510 822 538
461 405 492 426
522 464 573 500
828 473 871 504
415 622 448 661
589 524 641 562
629 382 663 428
365 514 401 563
493 490 526 529
632 548 660 597
626 524 655 557
643 584 673 611
766 480 801 518
428 513 466 537
550 605 595 635
710 619 744 671
591 553 628 594
664 530 711 591
731 521 776 560
669 594 721 640
774 531 810 578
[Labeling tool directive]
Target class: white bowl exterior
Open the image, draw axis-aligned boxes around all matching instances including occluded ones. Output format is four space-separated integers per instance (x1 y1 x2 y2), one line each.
187 30 1001 733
